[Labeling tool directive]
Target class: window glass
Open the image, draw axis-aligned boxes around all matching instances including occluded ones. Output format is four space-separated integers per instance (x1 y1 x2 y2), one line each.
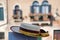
0 7 4 20
54 30 60 40
0 32 4 40
42 6 49 14
34 6 39 14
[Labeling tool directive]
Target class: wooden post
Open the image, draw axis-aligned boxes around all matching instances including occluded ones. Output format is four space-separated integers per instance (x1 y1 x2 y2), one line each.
37 36 42 40
37 27 42 40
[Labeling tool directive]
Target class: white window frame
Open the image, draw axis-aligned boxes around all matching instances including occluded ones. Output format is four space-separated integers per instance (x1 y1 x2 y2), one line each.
0 2 7 26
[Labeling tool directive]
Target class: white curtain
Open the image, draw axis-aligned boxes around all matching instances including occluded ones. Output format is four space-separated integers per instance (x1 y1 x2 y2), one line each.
34 6 39 14
42 6 49 14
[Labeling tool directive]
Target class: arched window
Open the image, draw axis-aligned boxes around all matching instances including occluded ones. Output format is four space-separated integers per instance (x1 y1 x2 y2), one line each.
15 5 19 10
13 5 22 21
40 0 51 14
42 0 49 5
32 1 39 6
31 1 40 14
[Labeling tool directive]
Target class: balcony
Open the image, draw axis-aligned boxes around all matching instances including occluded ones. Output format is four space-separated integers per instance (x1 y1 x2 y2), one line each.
29 13 55 26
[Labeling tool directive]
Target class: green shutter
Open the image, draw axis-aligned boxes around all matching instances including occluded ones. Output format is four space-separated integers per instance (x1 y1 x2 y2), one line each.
0 7 4 20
